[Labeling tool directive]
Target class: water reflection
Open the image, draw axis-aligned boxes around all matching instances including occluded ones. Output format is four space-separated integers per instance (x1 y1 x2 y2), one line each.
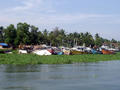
0 61 120 90
4 86 32 90
3 65 39 72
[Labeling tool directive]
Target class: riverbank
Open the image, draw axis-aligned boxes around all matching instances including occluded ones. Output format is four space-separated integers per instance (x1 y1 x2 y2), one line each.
0 53 120 65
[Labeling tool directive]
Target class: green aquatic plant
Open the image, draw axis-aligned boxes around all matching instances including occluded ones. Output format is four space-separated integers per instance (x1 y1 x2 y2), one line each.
0 53 120 65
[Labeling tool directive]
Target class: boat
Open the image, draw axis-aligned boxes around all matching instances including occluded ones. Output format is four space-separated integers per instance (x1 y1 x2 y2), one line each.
33 50 52 56
57 52 64 55
70 50 88 55
71 46 88 55
54 51 64 55
19 50 28 54
63 49 71 55
101 45 119 52
85 47 92 53
91 49 102 54
101 49 115 54
52 47 64 55
47 48 54 54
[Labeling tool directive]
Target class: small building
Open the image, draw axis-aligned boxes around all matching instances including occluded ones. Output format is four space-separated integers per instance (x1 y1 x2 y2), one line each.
111 43 119 49
101 42 120 51
102 42 119 49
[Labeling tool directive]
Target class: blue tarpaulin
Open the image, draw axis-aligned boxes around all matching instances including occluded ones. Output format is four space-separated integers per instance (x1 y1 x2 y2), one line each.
0 43 8 47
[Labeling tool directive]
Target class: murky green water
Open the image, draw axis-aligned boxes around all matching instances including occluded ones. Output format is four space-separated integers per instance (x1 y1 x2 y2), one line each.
0 61 120 90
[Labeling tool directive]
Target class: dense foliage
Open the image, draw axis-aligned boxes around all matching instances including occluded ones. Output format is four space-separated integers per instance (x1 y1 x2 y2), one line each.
0 22 119 48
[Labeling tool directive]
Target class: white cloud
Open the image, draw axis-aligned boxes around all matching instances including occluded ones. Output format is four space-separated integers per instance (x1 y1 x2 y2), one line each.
0 13 118 25
6 0 44 11
27 14 112 24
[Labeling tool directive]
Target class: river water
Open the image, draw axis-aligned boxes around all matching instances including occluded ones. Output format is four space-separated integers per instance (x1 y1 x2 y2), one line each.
0 61 120 90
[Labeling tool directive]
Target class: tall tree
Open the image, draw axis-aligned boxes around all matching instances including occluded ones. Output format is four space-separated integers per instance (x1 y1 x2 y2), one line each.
30 25 39 45
111 38 117 43
15 22 30 45
83 32 94 47
42 29 49 45
0 23 119 48
94 33 103 47
4 24 16 46
0 26 4 42
38 31 44 44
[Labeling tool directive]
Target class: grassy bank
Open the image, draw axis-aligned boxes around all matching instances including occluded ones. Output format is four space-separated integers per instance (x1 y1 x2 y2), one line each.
0 53 120 65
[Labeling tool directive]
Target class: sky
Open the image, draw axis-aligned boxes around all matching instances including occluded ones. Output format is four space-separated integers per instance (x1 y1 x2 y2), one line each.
0 0 120 40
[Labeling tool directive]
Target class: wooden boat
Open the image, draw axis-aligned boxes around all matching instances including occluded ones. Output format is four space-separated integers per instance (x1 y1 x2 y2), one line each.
101 49 115 54
63 49 71 55
70 50 88 55
0 49 11 53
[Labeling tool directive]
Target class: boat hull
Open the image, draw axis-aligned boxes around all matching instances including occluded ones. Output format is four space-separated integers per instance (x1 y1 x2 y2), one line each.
102 49 114 54
57 52 64 55
71 50 88 55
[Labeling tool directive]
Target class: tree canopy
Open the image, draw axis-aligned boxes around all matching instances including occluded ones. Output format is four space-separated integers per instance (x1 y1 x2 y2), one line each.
0 22 119 48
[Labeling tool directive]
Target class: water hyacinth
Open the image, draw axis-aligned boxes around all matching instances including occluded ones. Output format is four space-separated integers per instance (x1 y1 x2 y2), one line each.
0 52 120 65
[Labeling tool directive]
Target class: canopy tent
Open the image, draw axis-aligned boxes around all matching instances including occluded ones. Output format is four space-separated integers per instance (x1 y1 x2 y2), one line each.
0 43 8 47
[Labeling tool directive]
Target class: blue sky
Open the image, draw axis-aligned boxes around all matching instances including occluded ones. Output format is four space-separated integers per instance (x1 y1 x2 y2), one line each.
0 0 120 40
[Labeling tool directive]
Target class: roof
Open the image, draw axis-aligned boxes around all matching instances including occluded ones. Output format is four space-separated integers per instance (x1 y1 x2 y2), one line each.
0 43 8 46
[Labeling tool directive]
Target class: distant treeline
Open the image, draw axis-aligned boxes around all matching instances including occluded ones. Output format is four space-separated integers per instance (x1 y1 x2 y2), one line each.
0 22 119 48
